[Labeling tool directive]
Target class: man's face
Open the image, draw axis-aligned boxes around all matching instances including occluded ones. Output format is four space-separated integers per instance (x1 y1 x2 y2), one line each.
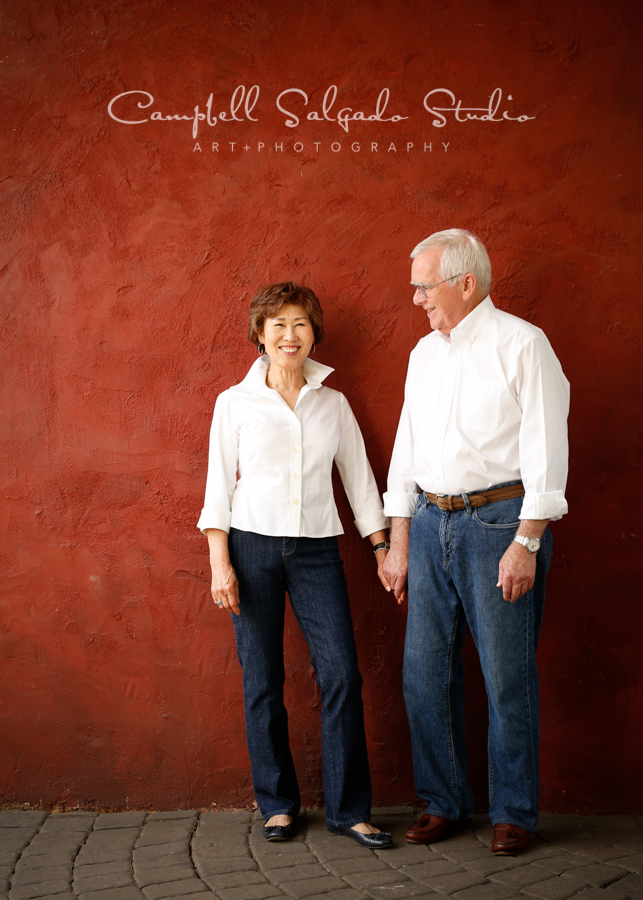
411 249 467 335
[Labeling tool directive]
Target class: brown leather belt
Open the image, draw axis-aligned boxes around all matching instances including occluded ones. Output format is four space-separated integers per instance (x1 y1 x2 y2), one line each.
425 483 525 511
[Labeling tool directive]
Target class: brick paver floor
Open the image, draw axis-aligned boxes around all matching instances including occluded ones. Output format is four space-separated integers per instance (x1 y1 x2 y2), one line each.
1 808 641 900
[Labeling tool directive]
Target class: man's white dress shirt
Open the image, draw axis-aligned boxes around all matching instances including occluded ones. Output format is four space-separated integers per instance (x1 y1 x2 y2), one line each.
197 356 388 539
383 296 569 521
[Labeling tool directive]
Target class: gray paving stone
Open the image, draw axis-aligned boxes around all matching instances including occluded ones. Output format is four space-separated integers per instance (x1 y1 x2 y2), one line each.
255 850 313 869
72 862 132 877
141 879 209 899
564 863 631 887
264 863 327 883
279 876 350 898
136 825 194 845
134 856 193 873
198 812 252 826
216 888 282 900
94 814 147 830
535 817 591 842
133 842 189 862
145 813 197 822
323 856 389 877
134 866 197 888
76 888 145 900
305 891 369 900
141 896 206 900
507 844 559 863
194 855 257 876
0 851 19 867
85 830 141 845
609 858 643 875
399 859 465 882
73 873 133 892
422 870 487 894
9 896 71 900
551 840 628 863
41 818 94 833
606 874 643 898
488 866 550 889
460 857 523 877
451 886 518 900
0 829 42 850
74 848 132 865
15 855 75 872
9 881 71 899
307 844 371 864
438 847 493 864
12 866 72 885
343 870 412 890
362 882 436 899
0 812 47 829
573 890 631 900
520 875 590 899
191 842 250 861
371 846 435 869
531 856 599 875
199 871 267 891
253 842 311 859
21 835 85 856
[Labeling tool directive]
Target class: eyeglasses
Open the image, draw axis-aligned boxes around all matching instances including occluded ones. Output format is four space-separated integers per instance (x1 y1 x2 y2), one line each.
411 274 465 299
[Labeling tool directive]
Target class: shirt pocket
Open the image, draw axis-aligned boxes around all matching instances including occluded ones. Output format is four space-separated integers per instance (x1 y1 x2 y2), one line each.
457 379 502 432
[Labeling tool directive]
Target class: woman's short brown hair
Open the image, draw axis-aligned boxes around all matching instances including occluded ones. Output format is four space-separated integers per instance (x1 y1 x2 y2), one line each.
248 282 325 351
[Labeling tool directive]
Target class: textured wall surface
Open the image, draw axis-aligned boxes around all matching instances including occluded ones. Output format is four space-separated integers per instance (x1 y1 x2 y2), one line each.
1 0 641 813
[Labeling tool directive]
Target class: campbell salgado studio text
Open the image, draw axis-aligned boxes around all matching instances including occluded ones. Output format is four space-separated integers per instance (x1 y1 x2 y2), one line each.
107 86 536 140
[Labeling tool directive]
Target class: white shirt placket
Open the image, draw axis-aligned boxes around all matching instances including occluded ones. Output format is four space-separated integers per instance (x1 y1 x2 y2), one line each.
289 414 303 534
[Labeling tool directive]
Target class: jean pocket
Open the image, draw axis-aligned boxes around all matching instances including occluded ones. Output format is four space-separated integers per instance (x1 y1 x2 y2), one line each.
411 495 425 520
472 499 521 530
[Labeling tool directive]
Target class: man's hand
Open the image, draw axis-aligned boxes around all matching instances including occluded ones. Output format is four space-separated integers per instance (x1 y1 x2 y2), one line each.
497 542 537 602
383 516 410 604
497 519 549 602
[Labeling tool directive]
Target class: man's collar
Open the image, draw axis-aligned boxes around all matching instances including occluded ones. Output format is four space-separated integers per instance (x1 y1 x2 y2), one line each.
231 355 335 394
450 295 494 344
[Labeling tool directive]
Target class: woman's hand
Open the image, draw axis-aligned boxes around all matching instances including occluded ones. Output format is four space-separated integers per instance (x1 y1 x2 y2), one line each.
205 528 241 616
375 547 393 594
210 558 240 615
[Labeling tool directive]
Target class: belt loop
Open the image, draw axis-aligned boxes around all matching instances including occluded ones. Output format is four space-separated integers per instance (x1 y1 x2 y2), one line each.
462 493 473 515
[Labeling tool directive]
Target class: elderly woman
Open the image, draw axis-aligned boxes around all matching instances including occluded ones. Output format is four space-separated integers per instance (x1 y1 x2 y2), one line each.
197 282 392 848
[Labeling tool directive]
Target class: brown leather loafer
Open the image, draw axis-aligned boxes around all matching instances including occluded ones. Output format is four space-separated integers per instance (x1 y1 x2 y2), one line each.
491 823 530 855
405 814 472 845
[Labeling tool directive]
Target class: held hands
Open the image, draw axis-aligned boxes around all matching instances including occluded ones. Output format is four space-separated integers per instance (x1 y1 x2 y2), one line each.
497 542 537 602
210 558 240 615
381 546 408 605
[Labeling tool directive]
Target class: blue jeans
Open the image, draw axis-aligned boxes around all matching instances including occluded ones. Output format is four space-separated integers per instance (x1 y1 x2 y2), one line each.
228 528 372 827
404 485 552 832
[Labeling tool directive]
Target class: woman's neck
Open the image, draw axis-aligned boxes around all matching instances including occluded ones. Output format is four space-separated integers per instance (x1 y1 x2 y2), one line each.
265 361 307 410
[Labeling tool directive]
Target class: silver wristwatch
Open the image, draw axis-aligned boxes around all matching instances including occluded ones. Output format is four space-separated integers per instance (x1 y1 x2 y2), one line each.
513 535 541 554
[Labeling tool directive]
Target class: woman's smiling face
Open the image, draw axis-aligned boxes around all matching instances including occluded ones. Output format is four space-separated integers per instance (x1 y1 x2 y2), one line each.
259 303 315 371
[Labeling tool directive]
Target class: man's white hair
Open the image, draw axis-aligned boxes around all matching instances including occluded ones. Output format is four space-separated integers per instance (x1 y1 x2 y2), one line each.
411 229 492 297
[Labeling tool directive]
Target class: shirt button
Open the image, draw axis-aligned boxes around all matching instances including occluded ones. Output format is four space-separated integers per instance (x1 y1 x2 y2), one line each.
293 447 300 453
293 473 299 479
293 499 299 506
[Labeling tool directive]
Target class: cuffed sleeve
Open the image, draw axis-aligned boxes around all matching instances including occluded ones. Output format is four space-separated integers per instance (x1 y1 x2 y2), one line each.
196 392 239 534
383 399 421 518
334 394 389 538
517 338 570 522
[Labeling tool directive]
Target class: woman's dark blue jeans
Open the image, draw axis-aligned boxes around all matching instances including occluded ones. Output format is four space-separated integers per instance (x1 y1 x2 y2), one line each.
228 528 372 827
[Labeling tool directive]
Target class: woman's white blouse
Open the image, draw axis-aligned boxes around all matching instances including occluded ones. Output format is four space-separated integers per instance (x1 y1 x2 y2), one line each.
197 356 388 539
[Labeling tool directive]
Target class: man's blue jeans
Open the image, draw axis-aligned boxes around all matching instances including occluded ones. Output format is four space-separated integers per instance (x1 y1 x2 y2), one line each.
228 528 372 827
404 486 552 832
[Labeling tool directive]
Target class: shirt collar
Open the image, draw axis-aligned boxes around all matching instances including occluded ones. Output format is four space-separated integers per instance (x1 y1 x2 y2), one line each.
450 295 494 345
231 355 335 394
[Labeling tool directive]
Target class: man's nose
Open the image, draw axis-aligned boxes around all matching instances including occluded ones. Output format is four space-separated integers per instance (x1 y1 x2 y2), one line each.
412 288 424 306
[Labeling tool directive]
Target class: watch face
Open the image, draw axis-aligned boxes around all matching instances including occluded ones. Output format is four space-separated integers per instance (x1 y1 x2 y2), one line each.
526 538 540 553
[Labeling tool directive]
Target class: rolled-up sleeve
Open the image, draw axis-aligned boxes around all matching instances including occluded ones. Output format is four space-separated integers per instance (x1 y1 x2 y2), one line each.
383 399 421 518
333 394 389 538
196 392 239 533
518 338 570 521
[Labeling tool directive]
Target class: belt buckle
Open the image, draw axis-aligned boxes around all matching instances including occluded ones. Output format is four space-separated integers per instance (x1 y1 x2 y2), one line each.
435 493 451 511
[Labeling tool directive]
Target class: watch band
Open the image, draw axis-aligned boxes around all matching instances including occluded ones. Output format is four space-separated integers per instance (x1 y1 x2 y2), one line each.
513 535 540 554
373 542 390 555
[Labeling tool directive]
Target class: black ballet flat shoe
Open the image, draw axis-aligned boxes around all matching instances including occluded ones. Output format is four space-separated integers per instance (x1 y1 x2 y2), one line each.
262 821 295 841
327 824 393 848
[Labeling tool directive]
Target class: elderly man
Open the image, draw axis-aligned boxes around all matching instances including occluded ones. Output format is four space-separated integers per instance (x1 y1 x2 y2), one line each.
382 229 569 855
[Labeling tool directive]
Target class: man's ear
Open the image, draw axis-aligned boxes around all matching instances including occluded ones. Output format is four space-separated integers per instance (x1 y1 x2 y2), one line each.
462 273 478 301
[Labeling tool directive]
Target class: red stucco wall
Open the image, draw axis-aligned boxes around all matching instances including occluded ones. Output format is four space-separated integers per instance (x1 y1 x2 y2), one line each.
1 0 642 813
